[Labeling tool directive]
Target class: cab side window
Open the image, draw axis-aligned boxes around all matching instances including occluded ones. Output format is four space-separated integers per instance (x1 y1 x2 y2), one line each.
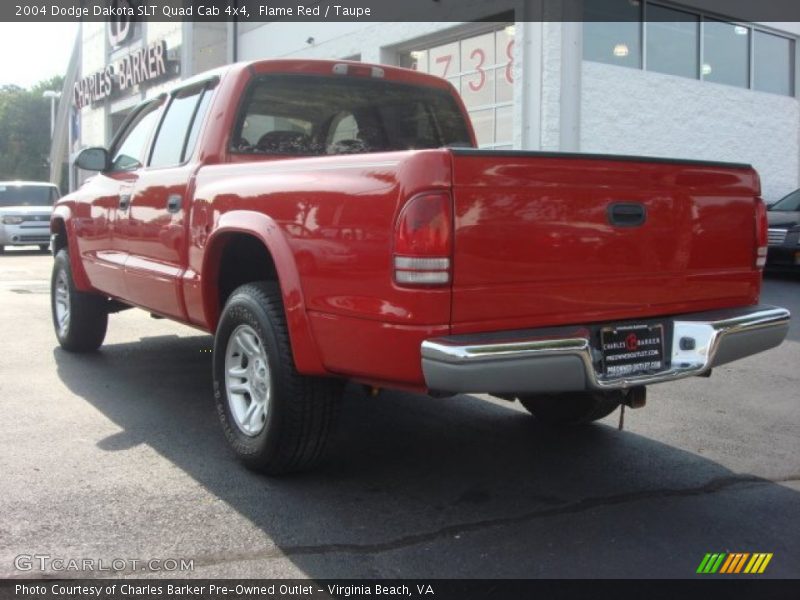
149 85 212 168
110 101 163 172
184 90 213 161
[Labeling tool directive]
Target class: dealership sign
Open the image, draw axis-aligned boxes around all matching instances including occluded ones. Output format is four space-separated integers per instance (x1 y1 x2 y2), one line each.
73 40 171 109
107 0 134 48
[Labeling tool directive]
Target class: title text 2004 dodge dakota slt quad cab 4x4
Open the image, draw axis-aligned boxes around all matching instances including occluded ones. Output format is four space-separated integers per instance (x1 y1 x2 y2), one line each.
50 60 790 474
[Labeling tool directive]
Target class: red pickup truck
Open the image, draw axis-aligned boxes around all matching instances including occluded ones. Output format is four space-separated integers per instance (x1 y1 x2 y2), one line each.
51 59 790 474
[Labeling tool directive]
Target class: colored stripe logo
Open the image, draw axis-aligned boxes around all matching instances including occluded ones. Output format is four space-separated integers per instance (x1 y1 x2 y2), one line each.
697 553 773 574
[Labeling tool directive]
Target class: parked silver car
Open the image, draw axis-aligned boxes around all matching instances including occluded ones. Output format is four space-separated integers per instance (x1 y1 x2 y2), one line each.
0 181 60 253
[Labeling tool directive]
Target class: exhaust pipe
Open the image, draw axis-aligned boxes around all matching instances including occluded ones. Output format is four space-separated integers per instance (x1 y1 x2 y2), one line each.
622 386 647 409
616 386 646 431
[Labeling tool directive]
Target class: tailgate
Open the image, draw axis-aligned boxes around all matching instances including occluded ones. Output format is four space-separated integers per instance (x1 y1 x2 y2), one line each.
450 149 762 333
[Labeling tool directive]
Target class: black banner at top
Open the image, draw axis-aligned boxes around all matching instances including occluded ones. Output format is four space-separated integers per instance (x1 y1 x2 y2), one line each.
5 0 800 22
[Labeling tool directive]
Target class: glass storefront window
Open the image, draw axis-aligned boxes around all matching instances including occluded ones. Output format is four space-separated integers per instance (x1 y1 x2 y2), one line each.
702 19 750 88
754 30 794 96
584 3 795 96
583 0 642 69
646 6 699 79
403 26 515 149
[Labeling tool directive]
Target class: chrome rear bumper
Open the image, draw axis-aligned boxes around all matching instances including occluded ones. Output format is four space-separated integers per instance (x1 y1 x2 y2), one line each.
421 305 790 394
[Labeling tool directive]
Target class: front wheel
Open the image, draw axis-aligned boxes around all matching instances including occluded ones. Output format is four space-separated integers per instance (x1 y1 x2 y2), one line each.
518 392 622 425
213 282 342 475
51 249 108 352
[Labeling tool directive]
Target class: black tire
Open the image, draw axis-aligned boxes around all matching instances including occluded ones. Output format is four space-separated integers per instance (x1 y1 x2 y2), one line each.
0 245 4 254
50 248 108 352
39 244 50 252
213 282 343 475
518 392 621 426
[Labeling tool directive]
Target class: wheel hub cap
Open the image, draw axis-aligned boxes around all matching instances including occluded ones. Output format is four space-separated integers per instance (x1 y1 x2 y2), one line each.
54 271 70 336
224 324 271 436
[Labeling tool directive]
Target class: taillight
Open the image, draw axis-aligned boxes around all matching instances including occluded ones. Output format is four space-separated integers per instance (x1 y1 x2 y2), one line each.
393 192 452 286
755 197 768 269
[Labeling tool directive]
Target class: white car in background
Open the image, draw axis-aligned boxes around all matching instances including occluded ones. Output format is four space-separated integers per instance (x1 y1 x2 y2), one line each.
0 181 60 254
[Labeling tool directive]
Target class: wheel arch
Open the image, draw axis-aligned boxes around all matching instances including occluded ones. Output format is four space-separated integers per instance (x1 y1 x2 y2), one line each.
202 211 327 375
50 205 93 292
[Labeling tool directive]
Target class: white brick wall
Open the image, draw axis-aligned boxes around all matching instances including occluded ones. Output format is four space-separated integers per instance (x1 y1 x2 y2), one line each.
144 22 184 99
79 23 107 148
581 61 800 203
191 23 228 75
539 22 562 150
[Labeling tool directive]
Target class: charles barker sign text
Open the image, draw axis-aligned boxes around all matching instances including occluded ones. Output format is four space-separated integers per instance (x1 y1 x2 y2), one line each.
74 40 171 109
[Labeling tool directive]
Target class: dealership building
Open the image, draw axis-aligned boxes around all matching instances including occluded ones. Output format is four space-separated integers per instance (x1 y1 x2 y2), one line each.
56 0 800 202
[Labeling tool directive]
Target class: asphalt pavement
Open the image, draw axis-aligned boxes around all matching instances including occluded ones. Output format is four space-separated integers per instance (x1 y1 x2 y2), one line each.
0 248 798 579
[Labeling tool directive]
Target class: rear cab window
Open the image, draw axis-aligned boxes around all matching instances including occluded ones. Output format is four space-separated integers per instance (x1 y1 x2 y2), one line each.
231 74 473 156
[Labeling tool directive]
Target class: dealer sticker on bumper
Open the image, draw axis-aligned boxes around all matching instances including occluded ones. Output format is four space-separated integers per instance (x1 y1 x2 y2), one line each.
601 323 665 377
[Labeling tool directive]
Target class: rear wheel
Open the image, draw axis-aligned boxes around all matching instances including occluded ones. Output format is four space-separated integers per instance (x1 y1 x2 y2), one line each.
213 282 343 475
39 244 50 252
0 245 4 254
518 392 621 425
50 249 108 352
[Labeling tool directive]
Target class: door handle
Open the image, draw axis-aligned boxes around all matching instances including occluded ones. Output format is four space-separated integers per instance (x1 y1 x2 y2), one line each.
166 194 182 213
119 194 131 211
608 202 646 227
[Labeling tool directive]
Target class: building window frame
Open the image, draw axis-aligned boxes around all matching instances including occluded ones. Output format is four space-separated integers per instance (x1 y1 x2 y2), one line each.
584 0 796 97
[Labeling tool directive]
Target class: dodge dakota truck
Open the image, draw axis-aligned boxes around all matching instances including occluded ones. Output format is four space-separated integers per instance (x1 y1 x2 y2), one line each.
50 59 791 474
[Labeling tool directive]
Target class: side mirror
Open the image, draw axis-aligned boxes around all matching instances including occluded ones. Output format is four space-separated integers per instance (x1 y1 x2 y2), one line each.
75 147 110 171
